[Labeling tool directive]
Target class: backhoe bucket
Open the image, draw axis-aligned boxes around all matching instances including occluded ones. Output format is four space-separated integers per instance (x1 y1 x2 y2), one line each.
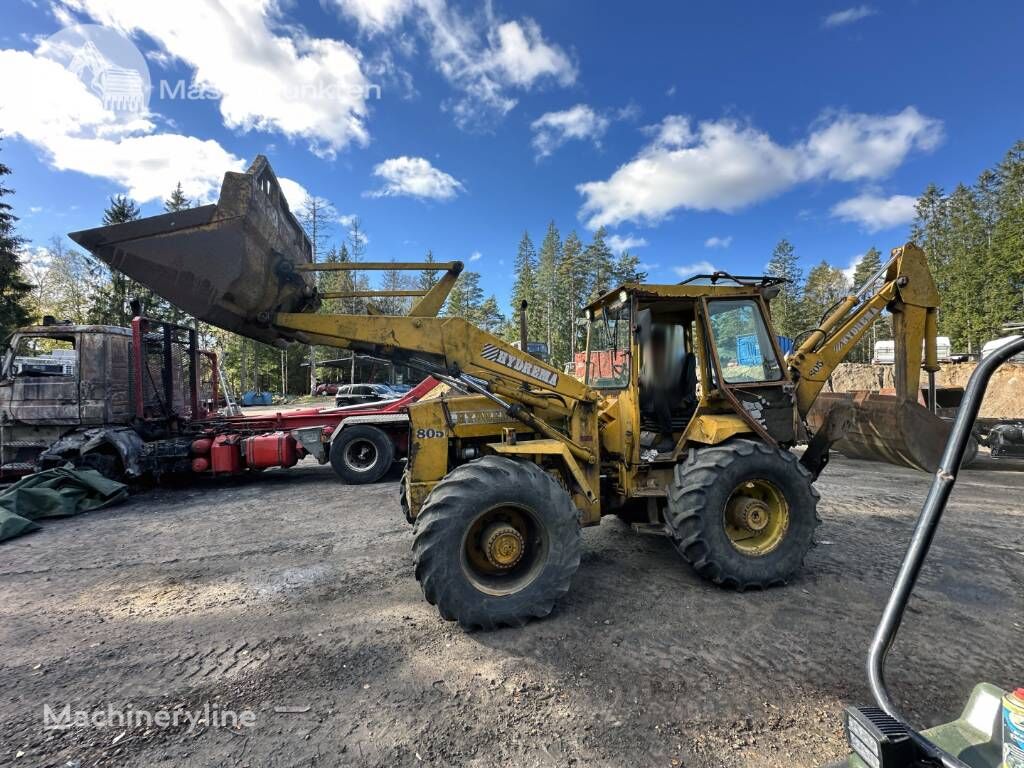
69 156 319 346
807 392 962 472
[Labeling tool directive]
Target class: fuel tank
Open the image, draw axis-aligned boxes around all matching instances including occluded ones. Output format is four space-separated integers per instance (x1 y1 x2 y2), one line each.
68 156 320 346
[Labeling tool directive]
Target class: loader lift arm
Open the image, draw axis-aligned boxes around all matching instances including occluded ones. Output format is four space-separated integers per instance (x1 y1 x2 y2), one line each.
274 307 601 466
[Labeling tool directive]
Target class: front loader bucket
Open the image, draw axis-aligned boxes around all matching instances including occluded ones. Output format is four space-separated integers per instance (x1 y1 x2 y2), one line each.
69 155 319 346
807 392 964 473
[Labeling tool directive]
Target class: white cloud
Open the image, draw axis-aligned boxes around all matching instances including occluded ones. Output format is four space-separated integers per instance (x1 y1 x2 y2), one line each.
486 19 574 88
673 261 717 278
606 234 647 252
366 156 464 200
577 107 940 228
330 0 575 129
277 177 310 209
469 250 482 261
841 253 865 284
802 108 942 181
823 6 876 28
704 235 732 249
417 2 575 129
831 193 917 232
60 0 374 157
531 104 609 158
0 49 242 202
333 0 414 34
337 213 359 228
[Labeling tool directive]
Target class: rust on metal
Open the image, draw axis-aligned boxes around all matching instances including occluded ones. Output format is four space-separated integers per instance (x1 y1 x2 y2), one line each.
807 391 959 472
68 155 319 346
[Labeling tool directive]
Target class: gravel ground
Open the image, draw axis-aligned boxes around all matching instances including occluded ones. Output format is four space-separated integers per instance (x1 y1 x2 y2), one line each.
1 453 1022 768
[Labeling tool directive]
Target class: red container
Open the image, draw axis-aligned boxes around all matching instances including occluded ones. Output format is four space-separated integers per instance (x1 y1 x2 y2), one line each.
210 434 243 474
242 432 299 469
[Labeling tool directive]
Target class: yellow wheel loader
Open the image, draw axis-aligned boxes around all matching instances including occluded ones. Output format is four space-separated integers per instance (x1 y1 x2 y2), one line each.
69 156 963 630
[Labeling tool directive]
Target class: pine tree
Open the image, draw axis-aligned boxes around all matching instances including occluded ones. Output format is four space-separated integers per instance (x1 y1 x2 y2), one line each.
445 271 485 323
611 250 647 284
510 230 537 337
583 226 615 300
86 195 146 325
850 247 887 361
991 141 1024 333
801 261 849 330
376 261 415 315
164 182 191 212
555 231 587 365
0 149 32 339
536 221 561 355
765 239 804 339
418 250 439 293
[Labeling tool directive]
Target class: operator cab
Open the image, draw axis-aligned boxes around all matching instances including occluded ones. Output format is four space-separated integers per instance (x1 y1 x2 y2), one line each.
582 273 795 458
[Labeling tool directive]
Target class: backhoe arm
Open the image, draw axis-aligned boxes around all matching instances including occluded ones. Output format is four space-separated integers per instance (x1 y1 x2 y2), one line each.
789 242 940 416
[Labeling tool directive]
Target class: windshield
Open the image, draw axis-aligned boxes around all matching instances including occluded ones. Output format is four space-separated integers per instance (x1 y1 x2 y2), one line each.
707 299 782 383
585 300 631 388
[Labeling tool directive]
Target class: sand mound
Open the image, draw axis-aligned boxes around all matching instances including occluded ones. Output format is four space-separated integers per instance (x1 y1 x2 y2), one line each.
828 362 1024 419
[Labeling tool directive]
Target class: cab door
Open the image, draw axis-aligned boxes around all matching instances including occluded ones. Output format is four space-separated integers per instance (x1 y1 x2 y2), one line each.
5 332 82 425
701 297 797 444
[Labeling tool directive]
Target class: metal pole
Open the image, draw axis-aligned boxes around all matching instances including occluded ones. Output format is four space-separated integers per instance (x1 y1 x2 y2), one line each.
866 333 1024 768
519 300 529 352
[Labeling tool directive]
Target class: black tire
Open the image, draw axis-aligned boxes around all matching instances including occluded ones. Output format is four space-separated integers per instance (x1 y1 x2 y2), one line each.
329 425 395 484
399 469 414 524
413 456 581 631
665 439 820 589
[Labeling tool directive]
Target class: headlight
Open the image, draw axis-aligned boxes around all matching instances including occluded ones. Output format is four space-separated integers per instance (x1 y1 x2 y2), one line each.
843 706 916 768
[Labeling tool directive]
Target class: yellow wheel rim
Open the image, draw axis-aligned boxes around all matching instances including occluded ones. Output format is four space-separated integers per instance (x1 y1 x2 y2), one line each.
461 505 547 596
724 479 789 556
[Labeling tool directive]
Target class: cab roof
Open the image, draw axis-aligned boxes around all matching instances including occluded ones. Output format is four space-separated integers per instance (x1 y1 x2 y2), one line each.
585 273 785 313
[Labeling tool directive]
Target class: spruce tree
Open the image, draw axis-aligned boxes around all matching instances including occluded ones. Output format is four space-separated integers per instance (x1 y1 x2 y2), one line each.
536 221 561 354
86 195 145 325
418 250 439 293
510 230 537 338
583 226 615 300
850 247 886 361
801 261 849 330
0 149 32 339
164 182 191 212
554 231 586 366
765 239 804 339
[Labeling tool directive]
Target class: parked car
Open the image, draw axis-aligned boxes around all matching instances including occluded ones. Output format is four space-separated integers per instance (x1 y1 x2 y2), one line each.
388 383 413 393
334 383 395 407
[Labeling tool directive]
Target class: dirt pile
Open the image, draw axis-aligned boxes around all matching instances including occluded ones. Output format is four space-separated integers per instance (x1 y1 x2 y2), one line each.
829 362 1024 418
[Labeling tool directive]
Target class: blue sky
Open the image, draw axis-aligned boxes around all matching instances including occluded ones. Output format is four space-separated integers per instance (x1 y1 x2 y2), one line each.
2 0 1022 311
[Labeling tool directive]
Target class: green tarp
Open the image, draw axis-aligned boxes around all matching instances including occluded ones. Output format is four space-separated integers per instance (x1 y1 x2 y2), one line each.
0 467 128 543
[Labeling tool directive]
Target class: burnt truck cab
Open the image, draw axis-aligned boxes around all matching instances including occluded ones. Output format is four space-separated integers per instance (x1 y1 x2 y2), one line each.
0 321 136 479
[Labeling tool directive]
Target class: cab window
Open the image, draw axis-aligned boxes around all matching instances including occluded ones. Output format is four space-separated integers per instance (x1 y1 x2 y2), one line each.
9 335 77 377
585 300 631 388
707 299 782 383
